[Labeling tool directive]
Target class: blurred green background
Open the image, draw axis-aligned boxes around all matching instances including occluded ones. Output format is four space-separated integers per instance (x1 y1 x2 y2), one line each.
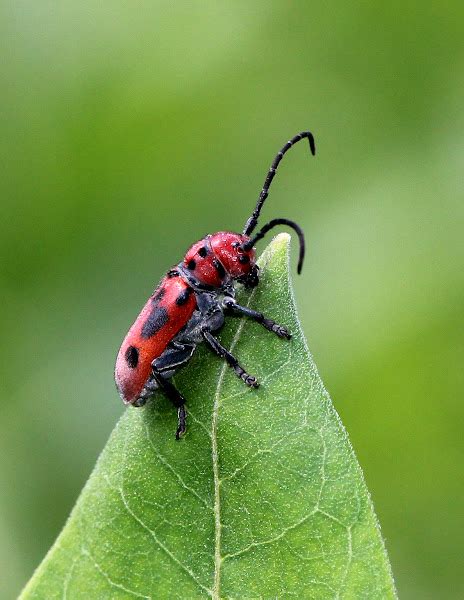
1 2 463 598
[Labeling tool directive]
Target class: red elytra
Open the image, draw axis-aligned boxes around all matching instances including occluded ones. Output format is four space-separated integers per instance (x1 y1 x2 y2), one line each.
115 274 197 404
114 131 315 438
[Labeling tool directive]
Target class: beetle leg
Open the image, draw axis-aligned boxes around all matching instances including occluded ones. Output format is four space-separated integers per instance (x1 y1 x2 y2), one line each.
133 396 148 407
176 404 187 439
201 329 259 388
153 342 196 373
151 365 187 439
138 377 159 403
222 297 291 339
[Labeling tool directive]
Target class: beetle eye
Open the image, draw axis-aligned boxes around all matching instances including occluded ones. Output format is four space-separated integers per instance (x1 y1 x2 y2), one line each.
231 241 239 248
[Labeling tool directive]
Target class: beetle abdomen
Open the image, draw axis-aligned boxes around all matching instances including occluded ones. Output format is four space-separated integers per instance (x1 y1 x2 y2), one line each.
115 272 197 404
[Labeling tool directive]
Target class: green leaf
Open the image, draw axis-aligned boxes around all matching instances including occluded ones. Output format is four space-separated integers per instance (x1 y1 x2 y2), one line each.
21 234 396 599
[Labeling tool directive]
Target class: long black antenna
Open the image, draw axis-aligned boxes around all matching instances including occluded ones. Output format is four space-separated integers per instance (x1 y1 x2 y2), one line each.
243 131 315 236
242 218 306 274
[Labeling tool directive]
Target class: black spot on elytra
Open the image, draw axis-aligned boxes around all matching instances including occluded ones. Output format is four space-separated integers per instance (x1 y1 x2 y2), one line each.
141 306 169 338
187 259 196 270
167 269 179 278
153 287 166 302
239 254 250 264
125 345 139 368
213 259 226 279
198 246 208 258
175 287 192 306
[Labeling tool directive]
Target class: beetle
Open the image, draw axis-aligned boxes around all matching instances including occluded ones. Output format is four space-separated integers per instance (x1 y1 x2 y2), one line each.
115 131 316 438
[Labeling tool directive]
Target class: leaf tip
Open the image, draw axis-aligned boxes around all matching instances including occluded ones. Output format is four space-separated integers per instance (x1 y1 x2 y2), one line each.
258 232 291 265
271 231 291 247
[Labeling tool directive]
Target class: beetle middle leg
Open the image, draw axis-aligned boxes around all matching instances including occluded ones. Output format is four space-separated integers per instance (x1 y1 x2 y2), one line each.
151 366 187 440
201 329 259 388
222 296 291 339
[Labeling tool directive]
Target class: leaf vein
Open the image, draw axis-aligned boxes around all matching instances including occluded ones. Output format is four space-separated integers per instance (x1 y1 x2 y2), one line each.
81 546 150 599
117 484 212 597
222 508 319 562
334 525 353 600
143 421 213 510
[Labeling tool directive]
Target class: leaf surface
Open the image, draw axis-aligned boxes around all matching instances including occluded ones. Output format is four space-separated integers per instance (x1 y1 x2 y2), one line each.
21 234 396 599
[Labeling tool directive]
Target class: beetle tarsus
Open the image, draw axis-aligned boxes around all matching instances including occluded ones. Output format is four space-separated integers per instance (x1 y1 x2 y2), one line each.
242 374 259 388
268 322 291 339
176 405 187 440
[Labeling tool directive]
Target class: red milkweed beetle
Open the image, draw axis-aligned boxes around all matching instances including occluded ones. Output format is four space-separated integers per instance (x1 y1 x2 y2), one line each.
115 131 316 438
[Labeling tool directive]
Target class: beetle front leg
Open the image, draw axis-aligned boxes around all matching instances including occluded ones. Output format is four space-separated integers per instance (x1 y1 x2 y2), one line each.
201 329 259 388
151 365 187 440
222 297 291 339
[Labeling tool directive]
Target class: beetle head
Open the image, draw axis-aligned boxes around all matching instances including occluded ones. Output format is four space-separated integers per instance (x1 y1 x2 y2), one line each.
210 232 257 280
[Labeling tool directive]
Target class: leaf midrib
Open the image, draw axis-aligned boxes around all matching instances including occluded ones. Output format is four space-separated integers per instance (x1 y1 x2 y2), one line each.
211 264 265 600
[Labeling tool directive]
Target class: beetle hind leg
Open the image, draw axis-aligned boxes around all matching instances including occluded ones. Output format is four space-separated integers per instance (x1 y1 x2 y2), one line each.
137 377 159 404
150 342 196 439
133 396 148 407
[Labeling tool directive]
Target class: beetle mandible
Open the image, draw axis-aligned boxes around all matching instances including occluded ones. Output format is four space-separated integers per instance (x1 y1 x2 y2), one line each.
115 131 316 438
